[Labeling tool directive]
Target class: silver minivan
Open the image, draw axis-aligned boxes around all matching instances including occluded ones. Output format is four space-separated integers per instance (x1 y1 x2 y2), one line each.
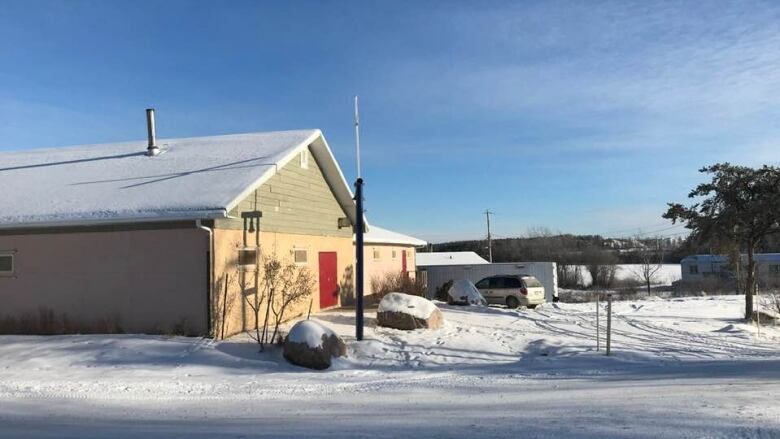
474 275 545 308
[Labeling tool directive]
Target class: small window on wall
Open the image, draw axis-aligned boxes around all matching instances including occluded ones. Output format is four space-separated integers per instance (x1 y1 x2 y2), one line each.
238 247 258 271
689 265 699 275
770 264 780 277
0 253 14 276
294 249 308 265
392 250 397 259
373 248 380 260
300 150 309 169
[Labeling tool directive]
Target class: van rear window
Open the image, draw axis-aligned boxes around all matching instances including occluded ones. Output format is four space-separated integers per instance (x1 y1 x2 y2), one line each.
523 277 542 288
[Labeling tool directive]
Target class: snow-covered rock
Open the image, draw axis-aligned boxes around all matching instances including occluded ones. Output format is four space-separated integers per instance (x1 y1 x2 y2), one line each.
751 309 778 325
377 292 443 330
447 279 487 306
283 320 346 370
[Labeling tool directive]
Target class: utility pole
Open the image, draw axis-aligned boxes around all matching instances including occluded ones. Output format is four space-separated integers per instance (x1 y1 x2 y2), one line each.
484 209 493 262
354 96 365 341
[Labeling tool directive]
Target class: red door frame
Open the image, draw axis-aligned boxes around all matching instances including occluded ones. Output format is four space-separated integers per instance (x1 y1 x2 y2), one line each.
318 252 339 309
401 249 408 273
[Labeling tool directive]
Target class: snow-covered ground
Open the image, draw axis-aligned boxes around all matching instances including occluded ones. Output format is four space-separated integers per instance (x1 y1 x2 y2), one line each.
1 295 779 438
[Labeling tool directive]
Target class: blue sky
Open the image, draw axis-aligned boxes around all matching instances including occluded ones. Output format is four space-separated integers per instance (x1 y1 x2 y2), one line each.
1 1 779 242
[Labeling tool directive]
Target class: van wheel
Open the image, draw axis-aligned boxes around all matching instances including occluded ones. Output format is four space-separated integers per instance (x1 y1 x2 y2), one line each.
506 296 520 309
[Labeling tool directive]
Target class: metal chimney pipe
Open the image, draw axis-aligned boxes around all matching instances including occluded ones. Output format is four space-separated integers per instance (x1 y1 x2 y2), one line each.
146 108 160 156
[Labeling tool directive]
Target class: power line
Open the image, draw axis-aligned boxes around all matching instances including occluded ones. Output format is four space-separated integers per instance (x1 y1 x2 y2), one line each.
613 223 687 239
599 221 673 236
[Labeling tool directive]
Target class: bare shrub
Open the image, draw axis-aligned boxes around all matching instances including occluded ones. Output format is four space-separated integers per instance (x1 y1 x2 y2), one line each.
214 272 240 340
629 237 664 295
244 253 315 350
269 263 315 344
587 264 618 289
370 271 427 300
434 280 454 302
557 264 584 288
760 290 780 314
583 246 619 289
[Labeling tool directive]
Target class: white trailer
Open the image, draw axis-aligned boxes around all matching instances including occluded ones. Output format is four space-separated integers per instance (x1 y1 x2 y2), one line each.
419 262 558 302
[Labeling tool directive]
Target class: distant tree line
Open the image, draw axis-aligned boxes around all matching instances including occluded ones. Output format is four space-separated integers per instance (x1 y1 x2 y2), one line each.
431 232 687 265
429 226 780 291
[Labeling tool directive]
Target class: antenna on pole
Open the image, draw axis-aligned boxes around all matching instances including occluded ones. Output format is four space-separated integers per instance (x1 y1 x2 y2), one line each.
354 96 361 179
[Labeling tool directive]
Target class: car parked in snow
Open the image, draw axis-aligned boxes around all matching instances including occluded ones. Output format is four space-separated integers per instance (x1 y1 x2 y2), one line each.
474 275 545 309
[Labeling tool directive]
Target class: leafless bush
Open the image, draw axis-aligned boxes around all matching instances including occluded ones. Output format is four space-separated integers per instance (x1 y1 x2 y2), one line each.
583 246 619 289
629 236 664 295
269 263 315 345
370 271 427 299
244 253 315 349
760 290 780 314
214 272 240 340
434 280 454 302
557 264 584 288
587 264 618 289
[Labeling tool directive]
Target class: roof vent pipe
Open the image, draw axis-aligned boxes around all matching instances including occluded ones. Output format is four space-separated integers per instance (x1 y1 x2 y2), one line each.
146 108 160 156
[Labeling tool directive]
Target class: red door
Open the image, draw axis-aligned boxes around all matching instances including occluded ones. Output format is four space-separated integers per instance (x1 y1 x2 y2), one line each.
401 250 408 273
318 252 339 309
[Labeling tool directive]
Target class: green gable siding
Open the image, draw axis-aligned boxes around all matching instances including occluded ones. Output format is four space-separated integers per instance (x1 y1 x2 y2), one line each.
215 147 352 237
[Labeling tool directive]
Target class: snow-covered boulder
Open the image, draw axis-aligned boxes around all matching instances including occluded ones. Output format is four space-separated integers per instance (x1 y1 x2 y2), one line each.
377 292 443 330
751 310 778 325
447 279 487 306
283 320 346 370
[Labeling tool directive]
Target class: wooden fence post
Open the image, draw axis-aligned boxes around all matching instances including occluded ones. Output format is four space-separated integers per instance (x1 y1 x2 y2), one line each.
596 294 600 351
606 293 612 356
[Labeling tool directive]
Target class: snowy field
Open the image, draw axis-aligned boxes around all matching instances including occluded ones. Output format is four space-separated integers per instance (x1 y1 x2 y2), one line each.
1 295 779 438
578 263 682 286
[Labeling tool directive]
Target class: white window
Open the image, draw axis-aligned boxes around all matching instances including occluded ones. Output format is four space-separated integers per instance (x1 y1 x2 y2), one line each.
237 247 258 271
0 253 13 276
300 150 309 169
293 248 308 265
373 248 380 260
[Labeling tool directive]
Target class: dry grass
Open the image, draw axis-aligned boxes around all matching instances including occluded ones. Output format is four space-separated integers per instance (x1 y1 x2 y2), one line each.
0 308 125 335
370 271 426 300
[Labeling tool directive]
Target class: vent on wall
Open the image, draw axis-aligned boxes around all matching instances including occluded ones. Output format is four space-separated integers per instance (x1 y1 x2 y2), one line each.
0 253 14 276
300 150 309 169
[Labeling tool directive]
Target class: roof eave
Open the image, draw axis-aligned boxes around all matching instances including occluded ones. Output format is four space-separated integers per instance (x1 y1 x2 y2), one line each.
0 209 228 231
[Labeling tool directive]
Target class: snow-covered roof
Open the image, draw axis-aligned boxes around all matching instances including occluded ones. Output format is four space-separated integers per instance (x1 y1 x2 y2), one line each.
361 224 427 247
0 129 359 229
416 251 490 267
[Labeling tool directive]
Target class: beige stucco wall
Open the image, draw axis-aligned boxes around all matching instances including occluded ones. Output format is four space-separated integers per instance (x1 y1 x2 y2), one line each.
211 140 358 339
212 228 354 339
0 228 208 334
364 244 418 296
